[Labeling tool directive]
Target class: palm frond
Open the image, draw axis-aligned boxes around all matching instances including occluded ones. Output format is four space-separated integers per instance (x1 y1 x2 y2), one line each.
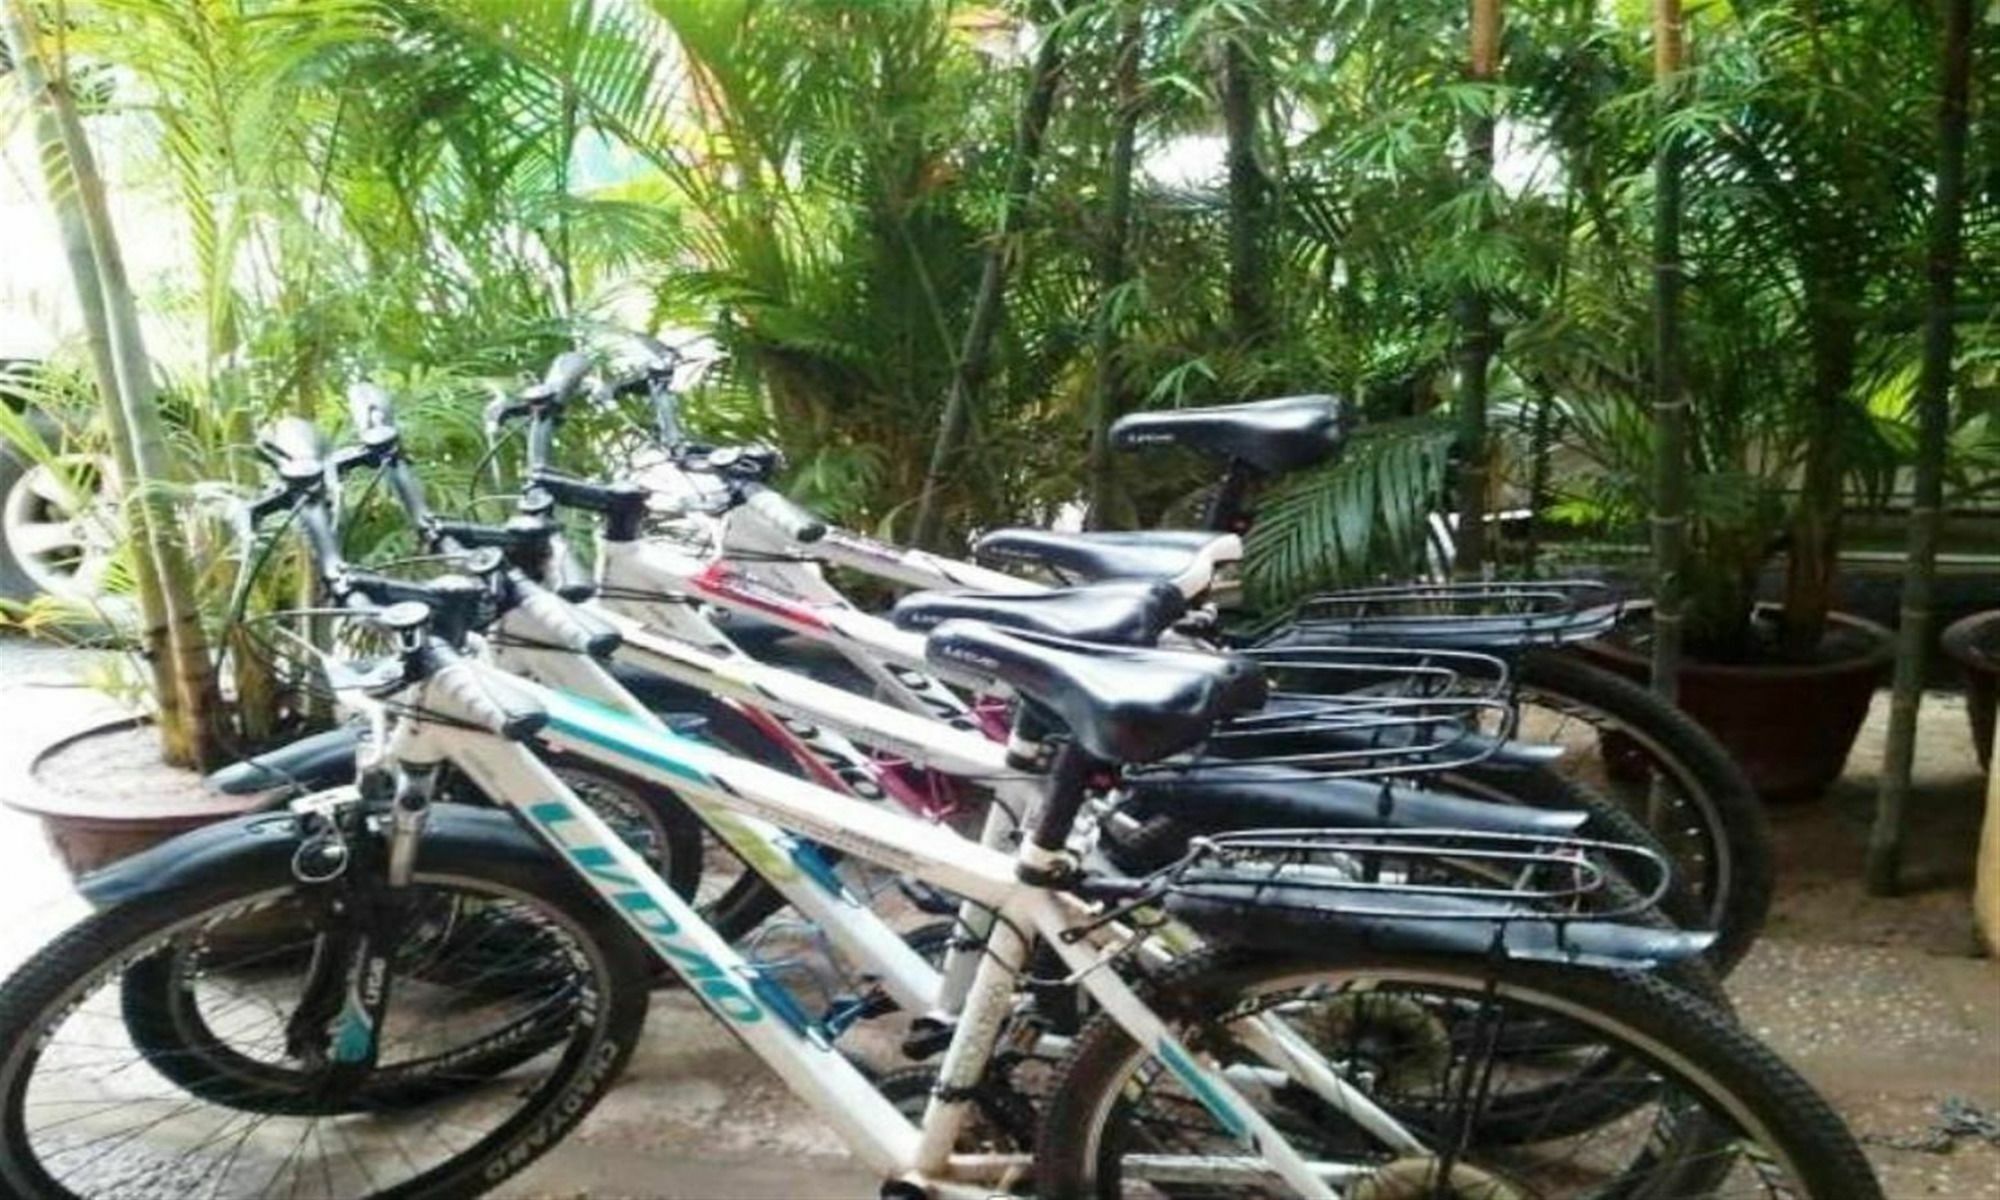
1241 416 1453 610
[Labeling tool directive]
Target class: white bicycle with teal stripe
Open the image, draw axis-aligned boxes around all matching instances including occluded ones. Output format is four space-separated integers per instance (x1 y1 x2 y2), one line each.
0 564 1884 1200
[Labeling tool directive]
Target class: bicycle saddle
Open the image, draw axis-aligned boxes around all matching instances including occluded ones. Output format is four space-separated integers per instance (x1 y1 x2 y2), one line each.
972 529 1241 598
1109 393 1343 474
926 620 1266 763
890 581 1184 646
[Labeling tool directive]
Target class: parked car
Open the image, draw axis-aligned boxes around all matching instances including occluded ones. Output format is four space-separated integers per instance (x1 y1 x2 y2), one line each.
0 358 120 609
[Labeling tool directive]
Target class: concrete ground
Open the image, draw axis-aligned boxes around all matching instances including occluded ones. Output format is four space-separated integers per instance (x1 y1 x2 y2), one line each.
1 634 1996 1198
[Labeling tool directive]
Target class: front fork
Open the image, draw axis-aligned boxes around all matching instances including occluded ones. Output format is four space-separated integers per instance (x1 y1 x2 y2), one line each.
284 754 438 1091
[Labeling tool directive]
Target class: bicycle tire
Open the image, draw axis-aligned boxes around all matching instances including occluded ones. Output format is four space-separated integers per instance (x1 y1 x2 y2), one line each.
1515 647 1772 970
116 758 701 1111
0 815 652 1199
1036 947 1880 1199
1102 761 1729 1140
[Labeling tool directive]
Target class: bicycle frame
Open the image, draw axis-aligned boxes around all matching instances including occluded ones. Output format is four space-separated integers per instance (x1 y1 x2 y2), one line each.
483 589 1041 1026
386 654 1358 1197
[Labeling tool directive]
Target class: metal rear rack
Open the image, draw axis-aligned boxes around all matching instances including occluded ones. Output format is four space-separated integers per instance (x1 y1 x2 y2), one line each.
1275 580 1622 649
1132 693 1516 781
1160 828 1671 922
1232 643 1513 700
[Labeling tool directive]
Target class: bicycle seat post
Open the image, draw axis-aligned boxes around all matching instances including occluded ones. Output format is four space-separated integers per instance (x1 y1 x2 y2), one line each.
1204 459 1261 534
1007 704 1092 889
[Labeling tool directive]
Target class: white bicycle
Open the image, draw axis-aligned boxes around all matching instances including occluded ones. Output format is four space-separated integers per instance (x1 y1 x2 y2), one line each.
0 454 1879 1198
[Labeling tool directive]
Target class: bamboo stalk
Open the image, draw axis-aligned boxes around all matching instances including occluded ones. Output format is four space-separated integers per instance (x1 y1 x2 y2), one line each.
4 0 224 767
1648 0 1689 705
1221 21 1267 348
910 18 1069 550
2 4 182 740
1451 0 1502 578
1083 1 1144 529
1868 0 1974 896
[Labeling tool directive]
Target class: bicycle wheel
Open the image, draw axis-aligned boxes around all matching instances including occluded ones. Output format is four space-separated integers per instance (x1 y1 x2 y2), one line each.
0 822 651 1199
1513 648 1772 970
1037 948 1880 1199
119 760 697 1110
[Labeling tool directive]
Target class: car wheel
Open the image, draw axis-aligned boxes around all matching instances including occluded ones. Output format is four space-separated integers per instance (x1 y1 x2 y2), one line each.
0 419 121 607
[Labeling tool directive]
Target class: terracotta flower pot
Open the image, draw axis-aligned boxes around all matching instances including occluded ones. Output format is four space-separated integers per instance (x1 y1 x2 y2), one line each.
1576 605 1894 804
1941 610 2000 771
4 714 263 876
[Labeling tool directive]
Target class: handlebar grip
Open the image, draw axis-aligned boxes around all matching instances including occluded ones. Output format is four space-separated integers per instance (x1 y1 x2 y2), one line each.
348 382 396 436
514 577 620 659
743 485 826 544
428 651 548 741
539 351 592 403
547 536 596 601
264 417 329 478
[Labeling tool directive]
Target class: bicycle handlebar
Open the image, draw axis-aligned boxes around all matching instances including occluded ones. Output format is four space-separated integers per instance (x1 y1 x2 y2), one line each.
529 351 592 405
260 417 329 483
348 382 396 439
742 483 826 544
547 534 596 601
512 575 620 658
423 642 549 740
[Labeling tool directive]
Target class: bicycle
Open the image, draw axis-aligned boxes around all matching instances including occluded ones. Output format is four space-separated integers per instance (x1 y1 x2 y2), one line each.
615 373 1767 970
0 558 1877 1197
492 351 1731 961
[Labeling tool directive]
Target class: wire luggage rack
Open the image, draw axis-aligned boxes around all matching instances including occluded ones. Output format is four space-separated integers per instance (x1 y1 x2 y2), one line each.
1272 579 1623 649
1126 646 1523 780
1233 642 1514 698
1156 828 1673 923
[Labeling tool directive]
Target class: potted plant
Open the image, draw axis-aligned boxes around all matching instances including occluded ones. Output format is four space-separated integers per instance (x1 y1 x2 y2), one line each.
1500 5 1972 803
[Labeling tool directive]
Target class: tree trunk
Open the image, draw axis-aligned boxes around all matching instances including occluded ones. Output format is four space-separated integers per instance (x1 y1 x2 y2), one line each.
1451 0 1501 577
1221 25 1268 349
1868 0 1973 895
4 0 225 768
1083 1 1144 529
1649 0 1689 702
909 21 1068 550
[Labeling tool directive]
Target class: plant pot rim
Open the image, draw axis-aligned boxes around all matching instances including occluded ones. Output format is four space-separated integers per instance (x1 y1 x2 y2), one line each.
1586 602 1894 681
1940 610 2000 673
2 712 256 827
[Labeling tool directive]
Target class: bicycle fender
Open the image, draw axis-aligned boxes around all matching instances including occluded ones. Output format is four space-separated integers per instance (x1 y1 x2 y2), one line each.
1122 763 1587 837
1166 885 1714 970
79 805 555 910
204 725 363 797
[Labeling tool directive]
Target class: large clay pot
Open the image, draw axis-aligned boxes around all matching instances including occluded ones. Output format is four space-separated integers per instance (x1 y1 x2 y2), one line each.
4 715 261 875
1942 610 1999 771
1577 605 1894 804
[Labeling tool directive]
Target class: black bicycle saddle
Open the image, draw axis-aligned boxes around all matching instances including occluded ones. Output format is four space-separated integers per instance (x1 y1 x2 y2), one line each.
1109 394 1343 474
972 529 1239 597
891 581 1184 647
925 620 1266 763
